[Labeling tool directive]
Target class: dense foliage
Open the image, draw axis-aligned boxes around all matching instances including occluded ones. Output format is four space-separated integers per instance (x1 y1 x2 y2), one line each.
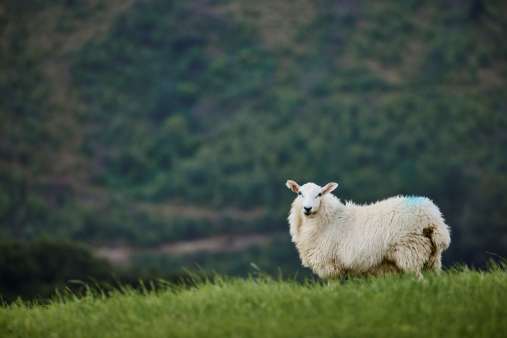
0 240 194 302
0 241 111 302
1 0 506 270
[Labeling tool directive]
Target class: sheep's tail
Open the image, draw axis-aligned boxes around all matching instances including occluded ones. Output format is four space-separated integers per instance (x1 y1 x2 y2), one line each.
424 220 451 271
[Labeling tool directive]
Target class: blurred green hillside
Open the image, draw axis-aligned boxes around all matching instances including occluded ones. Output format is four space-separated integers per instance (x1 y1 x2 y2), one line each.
1 0 507 270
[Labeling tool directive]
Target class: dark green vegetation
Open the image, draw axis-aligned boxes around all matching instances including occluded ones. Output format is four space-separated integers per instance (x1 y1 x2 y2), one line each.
0 240 196 303
1 269 507 338
0 241 111 302
1 0 507 287
0 235 309 302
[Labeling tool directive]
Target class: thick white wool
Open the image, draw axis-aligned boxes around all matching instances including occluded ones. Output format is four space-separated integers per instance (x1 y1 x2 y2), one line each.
288 190 451 279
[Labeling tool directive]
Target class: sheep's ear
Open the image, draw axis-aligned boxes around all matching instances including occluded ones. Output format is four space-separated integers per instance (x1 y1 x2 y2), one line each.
285 180 300 193
321 182 338 194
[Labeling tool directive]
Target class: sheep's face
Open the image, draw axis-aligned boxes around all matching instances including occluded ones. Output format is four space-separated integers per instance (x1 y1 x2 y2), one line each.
286 180 338 217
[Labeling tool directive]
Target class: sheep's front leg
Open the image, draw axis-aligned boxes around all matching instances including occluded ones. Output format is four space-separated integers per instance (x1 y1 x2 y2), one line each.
316 260 343 280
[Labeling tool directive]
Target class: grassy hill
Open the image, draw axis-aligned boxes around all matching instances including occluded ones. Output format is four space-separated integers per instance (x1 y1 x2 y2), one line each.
1 268 506 338
1 0 507 271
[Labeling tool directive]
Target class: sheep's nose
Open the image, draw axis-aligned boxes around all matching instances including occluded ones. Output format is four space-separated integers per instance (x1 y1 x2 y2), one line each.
304 206 312 213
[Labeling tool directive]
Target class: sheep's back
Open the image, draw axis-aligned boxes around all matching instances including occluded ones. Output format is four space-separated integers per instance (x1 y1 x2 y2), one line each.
338 195 444 271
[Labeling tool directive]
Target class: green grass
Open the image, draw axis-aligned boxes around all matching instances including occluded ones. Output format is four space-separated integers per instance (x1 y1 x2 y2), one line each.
1 269 506 338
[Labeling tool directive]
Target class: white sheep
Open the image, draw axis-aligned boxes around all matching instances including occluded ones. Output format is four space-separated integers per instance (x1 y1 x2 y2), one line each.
285 180 451 279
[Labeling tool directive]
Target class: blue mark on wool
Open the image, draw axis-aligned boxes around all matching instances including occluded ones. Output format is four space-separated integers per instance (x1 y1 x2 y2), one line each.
405 196 425 205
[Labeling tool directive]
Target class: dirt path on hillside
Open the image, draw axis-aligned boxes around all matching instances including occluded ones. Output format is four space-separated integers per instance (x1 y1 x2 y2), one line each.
94 233 276 265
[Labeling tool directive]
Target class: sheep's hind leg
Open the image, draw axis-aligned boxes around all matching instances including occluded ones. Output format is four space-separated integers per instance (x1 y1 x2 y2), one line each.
423 226 443 273
426 249 443 273
388 235 432 280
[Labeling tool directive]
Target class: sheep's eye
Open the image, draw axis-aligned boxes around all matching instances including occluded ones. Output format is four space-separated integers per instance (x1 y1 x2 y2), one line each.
298 192 302 196
318 193 322 197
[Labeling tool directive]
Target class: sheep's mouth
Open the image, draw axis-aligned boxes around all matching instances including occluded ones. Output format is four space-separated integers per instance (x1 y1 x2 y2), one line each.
304 211 316 217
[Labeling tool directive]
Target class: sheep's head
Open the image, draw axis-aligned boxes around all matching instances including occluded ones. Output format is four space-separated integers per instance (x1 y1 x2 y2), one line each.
285 180 338 217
